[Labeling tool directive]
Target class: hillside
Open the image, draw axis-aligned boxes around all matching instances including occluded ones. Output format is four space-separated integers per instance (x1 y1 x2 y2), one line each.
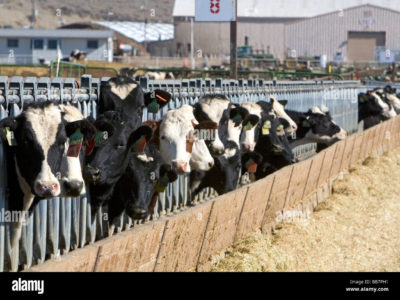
0 0 175 29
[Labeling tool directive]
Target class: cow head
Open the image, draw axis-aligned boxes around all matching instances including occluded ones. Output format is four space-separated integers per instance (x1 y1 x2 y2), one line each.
110 161 178 222
0 103 94 199
83 112 153 208
193 95 231 156
59 105 97 197
255 115 295 175
301 106 347 145
158 105 199 174
269 95 298 133
240 102 263 152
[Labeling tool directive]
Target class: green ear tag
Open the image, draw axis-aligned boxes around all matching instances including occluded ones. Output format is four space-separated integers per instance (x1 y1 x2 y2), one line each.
5 127 17 146
243 122 253 131
95 131 108 146
232 113 242 123
302 120 310 127
148 100 160 113
156 173 170 193
69 129 84 145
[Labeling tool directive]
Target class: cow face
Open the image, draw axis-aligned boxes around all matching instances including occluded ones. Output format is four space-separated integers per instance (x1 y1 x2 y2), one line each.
84 113 153 207
302 107 347 145
59 105 97 197
269 96 298 133
358 93 385 116
226 106 250 146
0 103 94 199
194 96 231 155
100 76 171 118
240 103 263 152
159 105 198 174
255 116 295 176
110 155 177 221
383 85 400 114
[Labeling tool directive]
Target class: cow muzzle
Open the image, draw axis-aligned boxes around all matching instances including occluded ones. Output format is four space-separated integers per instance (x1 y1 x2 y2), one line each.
241 143 254 152
127 205 148 220
34 181 60 198
62 180 84 197
333 128 347 140
171 160 189 175
83 165 101 183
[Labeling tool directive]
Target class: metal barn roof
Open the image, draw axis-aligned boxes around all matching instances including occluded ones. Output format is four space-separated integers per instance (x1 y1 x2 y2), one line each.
93 21 174 43
173 0 400 18
0 29 113 38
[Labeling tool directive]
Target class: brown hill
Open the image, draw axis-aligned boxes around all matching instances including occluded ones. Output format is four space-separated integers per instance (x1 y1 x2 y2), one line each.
0 0 175 29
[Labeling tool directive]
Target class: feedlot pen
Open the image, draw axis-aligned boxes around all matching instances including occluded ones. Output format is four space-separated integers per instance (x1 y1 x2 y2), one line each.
0 75 365 271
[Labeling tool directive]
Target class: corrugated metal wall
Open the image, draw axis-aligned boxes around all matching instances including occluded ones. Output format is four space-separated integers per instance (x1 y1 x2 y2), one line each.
285 5 400 61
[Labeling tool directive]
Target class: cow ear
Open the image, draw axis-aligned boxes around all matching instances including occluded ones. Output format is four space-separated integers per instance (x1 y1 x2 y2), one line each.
65 119 97 142
193 120 218 130
144 90 172 113
0 117 18 146
230 107 249 126
128 125 153 153
278 100 288 107
242 115 260 131
157 164 178 193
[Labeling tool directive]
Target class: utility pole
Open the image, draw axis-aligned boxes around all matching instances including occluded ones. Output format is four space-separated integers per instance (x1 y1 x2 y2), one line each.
229 0 238 79
31 0 36 28
190 17 195 69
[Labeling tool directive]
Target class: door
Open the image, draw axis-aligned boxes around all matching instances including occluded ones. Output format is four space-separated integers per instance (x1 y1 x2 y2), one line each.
347 31 385 62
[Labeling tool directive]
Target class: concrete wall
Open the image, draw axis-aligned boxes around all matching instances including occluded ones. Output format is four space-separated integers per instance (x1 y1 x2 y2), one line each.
27 116 400 272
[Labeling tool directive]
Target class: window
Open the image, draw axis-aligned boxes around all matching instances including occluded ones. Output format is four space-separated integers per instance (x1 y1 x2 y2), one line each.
33 39 44 49
7 39 18 48
48 39 58 50
87 40 98 49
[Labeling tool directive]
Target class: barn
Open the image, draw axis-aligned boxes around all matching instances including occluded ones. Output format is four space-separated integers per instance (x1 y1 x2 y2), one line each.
173 0 400 63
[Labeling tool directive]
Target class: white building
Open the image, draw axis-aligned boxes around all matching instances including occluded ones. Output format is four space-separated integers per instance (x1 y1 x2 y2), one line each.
0 29 114 64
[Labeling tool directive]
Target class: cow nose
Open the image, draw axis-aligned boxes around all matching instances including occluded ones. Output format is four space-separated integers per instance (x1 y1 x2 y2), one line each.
63 180 84 197
241 144 253 152
130 206 148 220
172 161 188 174
84 165 100 182
208 161 214 168
35 181 59 198
211 146 224 156
292 124 297 130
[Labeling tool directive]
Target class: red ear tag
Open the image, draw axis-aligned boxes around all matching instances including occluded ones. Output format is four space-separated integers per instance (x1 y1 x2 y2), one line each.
156 93 168 102
85 138 95 156
67 143 82 157
247 161 258 173
134 136 147 153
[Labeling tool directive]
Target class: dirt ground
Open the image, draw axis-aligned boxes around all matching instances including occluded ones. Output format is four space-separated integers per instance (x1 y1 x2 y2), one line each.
211 149 400 272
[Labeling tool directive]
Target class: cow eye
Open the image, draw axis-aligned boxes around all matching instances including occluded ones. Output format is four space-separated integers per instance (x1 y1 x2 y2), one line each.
161 136 166 140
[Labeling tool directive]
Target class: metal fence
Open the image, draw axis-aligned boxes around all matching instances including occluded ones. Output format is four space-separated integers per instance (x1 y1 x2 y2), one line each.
0 75 361 272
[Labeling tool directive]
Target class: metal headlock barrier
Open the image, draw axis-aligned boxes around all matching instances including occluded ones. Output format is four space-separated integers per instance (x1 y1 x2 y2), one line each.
0 75 362 271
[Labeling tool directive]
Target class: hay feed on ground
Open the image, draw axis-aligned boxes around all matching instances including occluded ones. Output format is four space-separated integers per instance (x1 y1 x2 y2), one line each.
211 149 400 272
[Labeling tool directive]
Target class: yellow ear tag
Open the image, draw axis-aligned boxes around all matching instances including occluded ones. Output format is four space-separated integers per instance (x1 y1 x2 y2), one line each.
262 120 271 135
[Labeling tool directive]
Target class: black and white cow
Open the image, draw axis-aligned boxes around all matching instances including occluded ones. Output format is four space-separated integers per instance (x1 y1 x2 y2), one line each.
252 114 295 179
190 98 257 198
193 95 249 156
240 97 298 153
99 75 171 117
157 104 215 174
286 105 347 150
0 102 95 247
108 141 178 223
358 91 393 130
83 111 154 214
